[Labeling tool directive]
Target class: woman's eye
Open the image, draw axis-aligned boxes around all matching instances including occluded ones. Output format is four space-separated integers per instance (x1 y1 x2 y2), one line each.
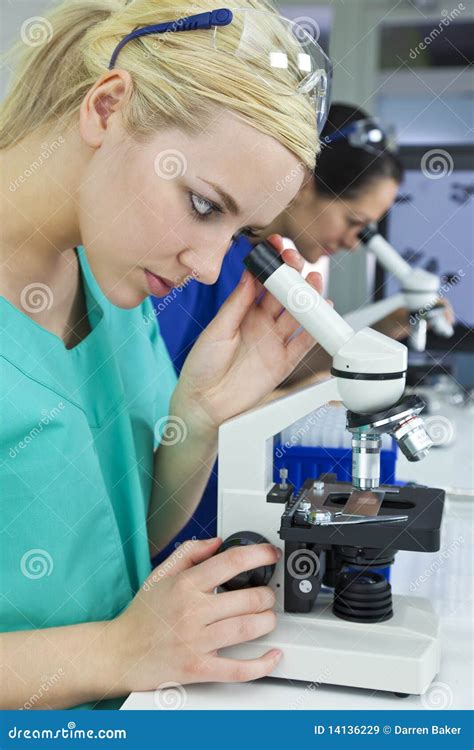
241 227 260 239
347 217 362 228
190 192 215 218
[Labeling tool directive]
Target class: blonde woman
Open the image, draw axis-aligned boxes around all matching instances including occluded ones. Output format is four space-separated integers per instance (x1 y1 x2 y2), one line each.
0 1 330 708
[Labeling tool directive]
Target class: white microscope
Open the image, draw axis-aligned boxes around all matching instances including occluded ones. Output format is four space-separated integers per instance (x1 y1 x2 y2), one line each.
344 225 454 352
217 241 445 697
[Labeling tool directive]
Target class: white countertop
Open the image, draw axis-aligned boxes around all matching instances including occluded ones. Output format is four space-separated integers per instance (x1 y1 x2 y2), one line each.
122 394 473 711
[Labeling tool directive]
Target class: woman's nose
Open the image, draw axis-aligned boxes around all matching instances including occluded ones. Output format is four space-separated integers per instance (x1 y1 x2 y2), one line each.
194 247 225 285
342 230 361 251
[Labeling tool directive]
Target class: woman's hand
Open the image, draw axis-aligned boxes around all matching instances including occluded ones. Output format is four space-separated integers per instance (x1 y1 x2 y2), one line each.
173 235 323 432
375 298 455 341
434 297 455 328
110 538 282 691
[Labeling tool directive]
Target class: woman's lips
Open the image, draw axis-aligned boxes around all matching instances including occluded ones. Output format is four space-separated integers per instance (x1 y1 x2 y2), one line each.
144 269 174 297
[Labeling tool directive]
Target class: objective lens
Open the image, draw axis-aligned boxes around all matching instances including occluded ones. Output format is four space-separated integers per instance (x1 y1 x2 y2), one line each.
351 433 381 490
392 415 432 461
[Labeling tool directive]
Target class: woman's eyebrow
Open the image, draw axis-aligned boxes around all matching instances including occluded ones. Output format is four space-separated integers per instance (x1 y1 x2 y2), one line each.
197 177 241 215
350 211 370 223
197 177 268 230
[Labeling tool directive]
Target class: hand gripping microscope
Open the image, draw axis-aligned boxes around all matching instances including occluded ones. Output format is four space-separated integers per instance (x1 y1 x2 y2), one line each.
217 241 445 697
344 225 454 352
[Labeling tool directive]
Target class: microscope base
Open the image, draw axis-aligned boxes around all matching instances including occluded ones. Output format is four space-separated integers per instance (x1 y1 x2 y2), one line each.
220 594 441 695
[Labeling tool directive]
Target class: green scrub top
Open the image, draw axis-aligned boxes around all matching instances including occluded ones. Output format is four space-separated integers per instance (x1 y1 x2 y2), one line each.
0 246 177 708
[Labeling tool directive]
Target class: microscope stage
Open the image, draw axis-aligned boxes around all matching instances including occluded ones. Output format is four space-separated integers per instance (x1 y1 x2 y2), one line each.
280 477 445 553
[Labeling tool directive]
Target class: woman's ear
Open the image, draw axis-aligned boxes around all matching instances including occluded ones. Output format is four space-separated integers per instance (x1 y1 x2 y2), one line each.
79 70 133 148
301 171 317 200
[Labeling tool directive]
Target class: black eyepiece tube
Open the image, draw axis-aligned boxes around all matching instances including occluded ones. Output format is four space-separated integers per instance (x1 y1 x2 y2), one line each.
244 240 284 284
358 224 378 244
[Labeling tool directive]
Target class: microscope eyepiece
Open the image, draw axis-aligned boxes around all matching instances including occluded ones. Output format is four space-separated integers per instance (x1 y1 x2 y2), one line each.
358 224 378 244
244 241 284 283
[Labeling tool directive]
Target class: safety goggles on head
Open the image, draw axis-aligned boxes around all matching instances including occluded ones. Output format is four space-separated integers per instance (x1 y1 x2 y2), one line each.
323 118 397 154
108 7 332 134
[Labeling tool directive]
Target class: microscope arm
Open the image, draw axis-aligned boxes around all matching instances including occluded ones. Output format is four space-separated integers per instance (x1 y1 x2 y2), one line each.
219 243 408 497
219 378 339 494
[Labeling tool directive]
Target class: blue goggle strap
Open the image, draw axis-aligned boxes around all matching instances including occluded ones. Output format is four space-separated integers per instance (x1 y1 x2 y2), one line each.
108 8 233 69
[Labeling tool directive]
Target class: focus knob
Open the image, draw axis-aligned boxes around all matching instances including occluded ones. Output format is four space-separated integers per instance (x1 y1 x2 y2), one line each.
218 531 276 591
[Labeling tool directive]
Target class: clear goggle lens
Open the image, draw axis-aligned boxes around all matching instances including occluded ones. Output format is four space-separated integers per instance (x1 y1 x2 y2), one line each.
212 10 332 132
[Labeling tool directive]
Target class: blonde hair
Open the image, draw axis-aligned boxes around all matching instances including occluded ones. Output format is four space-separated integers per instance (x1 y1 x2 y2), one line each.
0 0 318 170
